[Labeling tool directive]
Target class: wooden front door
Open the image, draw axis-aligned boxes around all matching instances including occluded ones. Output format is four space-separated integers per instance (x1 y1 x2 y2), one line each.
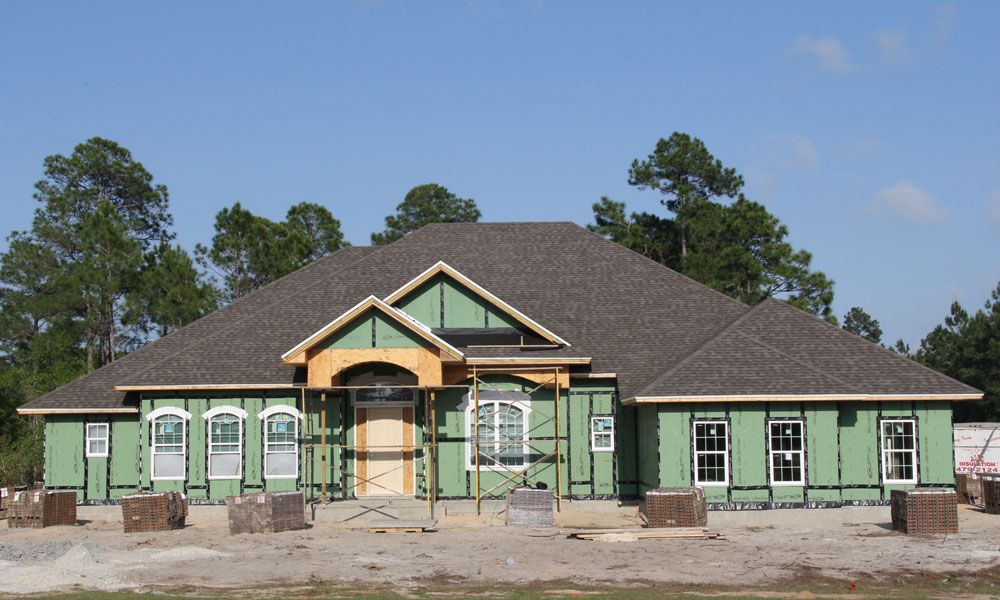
357 406 414 496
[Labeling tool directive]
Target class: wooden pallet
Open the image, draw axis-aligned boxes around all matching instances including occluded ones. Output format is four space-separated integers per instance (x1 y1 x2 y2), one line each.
564 527 725 541
366 518 436 534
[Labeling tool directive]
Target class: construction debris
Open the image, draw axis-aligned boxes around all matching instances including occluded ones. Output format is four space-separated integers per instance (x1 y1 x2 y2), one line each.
7 490 77 528
955 473 985 505
226 491 305 534
0 486 15 520
565 527 725 542
121 492 188 533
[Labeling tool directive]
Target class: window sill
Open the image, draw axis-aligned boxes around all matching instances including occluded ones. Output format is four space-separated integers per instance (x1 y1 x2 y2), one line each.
694 482 729 488
208 476 242 481
151 477 185 482
884 480 918 485
85 453 109 459
465 466 527 472
264 475 298 480
591 448 614 453
771 482 805 487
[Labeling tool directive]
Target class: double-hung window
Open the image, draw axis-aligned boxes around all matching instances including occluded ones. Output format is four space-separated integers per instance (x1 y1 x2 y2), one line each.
86 423 109 457
263 410 299 479
151 413 187 480
591 416 614 452
206 409 243 480
768 420 805 485
881 418 917 484
693 421 729 486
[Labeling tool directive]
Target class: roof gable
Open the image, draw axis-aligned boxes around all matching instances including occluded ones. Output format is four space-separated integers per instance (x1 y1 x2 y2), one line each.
384 261 571 346
281 295 465 365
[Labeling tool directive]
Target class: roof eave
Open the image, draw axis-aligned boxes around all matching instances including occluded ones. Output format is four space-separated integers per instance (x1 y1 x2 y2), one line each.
622 392 985 405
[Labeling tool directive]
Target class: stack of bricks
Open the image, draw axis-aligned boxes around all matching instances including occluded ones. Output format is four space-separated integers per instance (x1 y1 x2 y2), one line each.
644 487 708 528
982 477 1000 514
890 489 958 534
955 473 985 505
505 488 554 527
226 491 305 534
7 490 77 528
120 492 188 533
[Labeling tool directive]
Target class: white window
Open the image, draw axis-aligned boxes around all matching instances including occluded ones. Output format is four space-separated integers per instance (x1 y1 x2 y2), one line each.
881 418 917 484
261 408 299 479
85 423 109 457
465 390 530 471
151 414 186 480
204 407 244 480
768 420 804 485
693 421 728 486
591 416 614 452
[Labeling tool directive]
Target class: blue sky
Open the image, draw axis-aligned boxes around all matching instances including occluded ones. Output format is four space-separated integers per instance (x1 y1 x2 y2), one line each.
1 1 998 346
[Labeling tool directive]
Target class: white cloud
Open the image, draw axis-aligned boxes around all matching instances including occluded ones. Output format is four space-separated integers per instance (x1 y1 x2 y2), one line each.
872 181 949 224
875 29 910 64
791 35 854 72
934 2 956 46
989 191 1000 232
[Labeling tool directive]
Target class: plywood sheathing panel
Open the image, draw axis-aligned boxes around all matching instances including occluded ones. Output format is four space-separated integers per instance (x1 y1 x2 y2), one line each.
356 407 368 497
442 365 569 388
307 347 444 388
403 406 414 495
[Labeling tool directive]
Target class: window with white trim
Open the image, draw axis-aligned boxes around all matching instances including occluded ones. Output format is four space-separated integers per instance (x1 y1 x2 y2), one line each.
208 413 242 479
693 421 728 486
768 420 804 485
591 416 614 452
85 423 109 457
151 415 186 480
465 390 530 471
264 412 298 478
881 418 917 484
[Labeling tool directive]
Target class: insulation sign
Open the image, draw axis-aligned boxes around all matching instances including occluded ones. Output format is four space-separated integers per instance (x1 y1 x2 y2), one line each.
954 424 1000 474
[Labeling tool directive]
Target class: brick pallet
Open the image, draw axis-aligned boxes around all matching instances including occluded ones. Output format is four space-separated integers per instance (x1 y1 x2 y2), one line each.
955 473 986 505
226 491 305 534
7 490 77 528
506 488 554 527
644 487 708 528
0 486 15 520
982 478 1000 514
890 489 958 535
121 492 188 533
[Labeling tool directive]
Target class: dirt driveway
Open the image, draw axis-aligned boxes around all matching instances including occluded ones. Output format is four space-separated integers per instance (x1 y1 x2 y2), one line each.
1 504 999 595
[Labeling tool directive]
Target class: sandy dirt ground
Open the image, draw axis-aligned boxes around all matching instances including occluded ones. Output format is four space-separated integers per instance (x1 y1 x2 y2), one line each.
1 504 999 595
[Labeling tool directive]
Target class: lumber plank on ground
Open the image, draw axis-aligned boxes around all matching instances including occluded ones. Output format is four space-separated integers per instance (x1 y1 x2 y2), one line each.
563 527 724 541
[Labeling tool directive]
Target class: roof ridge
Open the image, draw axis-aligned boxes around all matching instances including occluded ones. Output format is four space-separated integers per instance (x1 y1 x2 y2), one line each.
761 299 981 393
731 330 862 392
114 244 392 387
573 223 751 311
634 302 766 397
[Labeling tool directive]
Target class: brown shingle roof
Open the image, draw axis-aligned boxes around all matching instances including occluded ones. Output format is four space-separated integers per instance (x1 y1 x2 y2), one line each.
20 222 981 411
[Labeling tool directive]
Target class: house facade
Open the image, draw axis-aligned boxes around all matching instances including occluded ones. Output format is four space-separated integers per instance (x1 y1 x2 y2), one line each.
20 222 982 508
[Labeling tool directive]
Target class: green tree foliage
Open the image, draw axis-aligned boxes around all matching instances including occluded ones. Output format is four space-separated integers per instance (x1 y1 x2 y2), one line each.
371 184 481 245
682 197 835 319
628 132 743 257
126 243 218 337
595 133 834 318
842 306 883 344
285 202 349 263
916 284 1000 421
197 201 346 301
589 197 680 269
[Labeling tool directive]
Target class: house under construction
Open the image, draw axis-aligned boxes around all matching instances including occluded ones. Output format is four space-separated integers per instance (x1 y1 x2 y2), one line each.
19 222 983 509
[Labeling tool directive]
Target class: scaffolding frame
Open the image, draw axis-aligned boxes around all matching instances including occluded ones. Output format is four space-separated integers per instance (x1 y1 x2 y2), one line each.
296 365 566 519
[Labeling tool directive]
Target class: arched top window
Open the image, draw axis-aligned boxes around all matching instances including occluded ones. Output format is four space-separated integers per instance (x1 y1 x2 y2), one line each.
146 406 192 422
202 405 248 420
260 407 299 479
464 390 530 471
150 411 188 481
203 407 244 480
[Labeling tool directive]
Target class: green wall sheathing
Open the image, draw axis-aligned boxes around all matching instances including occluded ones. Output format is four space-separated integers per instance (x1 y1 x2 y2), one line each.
43 389 956 507
730 404 768 503
317 309 427 350
395 274 520 330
